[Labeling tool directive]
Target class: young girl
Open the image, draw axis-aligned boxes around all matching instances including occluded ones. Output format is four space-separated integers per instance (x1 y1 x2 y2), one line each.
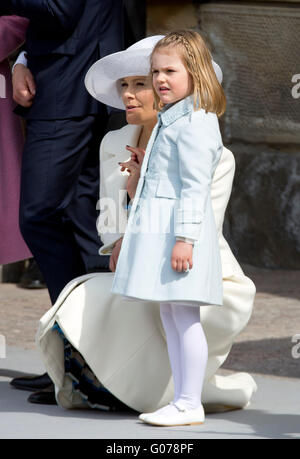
110 30 226 427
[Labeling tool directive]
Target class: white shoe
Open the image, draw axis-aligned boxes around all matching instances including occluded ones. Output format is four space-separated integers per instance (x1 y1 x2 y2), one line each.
139 412 150 422
139 402 205 427
138 403 174 423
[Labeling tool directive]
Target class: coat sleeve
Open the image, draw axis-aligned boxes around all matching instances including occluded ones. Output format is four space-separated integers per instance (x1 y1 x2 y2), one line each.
211 146 235 235
0 15 28 62
0 0 85 32
174 111 223 241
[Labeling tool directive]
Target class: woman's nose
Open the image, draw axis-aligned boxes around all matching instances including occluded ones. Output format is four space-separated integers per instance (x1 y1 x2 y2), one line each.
122 90 135 103
123 88 132 97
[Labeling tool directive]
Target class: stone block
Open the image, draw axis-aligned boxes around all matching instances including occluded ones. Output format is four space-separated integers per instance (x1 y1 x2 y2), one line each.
224 144 300 268
198 3 300 145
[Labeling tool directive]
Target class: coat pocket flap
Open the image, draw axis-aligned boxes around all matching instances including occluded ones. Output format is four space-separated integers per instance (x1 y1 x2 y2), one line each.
155 179 180 199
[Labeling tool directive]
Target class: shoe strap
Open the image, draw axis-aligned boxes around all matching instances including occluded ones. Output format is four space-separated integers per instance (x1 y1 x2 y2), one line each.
172 401 187 412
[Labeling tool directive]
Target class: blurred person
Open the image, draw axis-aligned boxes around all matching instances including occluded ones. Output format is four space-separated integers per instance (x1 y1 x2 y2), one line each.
0 15 45 290
0 15 31 266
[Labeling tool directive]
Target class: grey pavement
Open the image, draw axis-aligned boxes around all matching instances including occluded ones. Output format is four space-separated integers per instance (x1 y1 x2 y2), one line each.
0 346 299 439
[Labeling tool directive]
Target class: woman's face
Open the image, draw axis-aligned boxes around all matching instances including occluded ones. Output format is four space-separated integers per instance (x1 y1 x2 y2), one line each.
120 76 157 126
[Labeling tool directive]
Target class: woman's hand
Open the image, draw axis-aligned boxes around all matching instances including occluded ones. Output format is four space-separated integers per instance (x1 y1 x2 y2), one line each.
119 158 140 200
126 145 146 166
119 146 145 200
171 241 193 272
109 237 123 272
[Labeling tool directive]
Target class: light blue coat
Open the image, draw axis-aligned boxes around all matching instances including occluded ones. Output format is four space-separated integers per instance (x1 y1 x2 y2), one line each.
111 95 223 307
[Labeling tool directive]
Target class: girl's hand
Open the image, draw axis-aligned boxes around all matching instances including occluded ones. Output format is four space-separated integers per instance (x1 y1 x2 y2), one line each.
118 146 146 200
171 241 193 272
109 237 123 272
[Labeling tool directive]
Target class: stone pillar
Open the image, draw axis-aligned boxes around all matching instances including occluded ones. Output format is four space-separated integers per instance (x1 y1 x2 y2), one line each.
196 1 300 268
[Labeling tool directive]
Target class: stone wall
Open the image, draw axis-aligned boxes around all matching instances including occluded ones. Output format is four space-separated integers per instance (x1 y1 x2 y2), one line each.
198 2 300 268
147 0 300 269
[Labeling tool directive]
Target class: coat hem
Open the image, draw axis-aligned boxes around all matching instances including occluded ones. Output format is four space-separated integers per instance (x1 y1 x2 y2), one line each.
112 292 223 308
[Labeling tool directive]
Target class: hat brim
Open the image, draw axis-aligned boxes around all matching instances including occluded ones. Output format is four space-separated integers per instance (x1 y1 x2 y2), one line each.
85 48 154 110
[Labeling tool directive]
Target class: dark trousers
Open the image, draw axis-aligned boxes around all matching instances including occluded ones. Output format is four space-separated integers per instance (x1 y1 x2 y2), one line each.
19 115 110 304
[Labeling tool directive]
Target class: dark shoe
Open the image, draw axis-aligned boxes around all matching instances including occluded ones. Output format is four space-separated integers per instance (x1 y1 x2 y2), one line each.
28 385 57 405
18 259 46 289
10 372 52 392
95 389 137 413
2 261 26 283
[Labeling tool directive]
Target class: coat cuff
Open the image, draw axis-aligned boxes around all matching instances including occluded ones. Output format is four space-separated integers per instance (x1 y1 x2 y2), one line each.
174 203 203 241
176 237 195 245
12 50 27 73
99 235 123 256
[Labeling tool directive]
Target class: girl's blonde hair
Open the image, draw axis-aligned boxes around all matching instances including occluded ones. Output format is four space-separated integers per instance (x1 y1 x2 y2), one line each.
150 30 226 117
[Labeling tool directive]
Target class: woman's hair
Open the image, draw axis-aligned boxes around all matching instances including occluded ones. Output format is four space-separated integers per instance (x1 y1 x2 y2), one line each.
150 30 226 117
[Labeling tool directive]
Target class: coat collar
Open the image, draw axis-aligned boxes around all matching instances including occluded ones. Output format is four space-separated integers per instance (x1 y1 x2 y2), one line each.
158 95 194 127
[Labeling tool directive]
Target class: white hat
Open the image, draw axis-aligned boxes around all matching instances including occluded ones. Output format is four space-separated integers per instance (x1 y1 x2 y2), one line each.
85 35 223 110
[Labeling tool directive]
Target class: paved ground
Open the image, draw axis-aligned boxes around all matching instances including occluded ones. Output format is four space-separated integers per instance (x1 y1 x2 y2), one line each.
0 264 299 439
0 346 299 439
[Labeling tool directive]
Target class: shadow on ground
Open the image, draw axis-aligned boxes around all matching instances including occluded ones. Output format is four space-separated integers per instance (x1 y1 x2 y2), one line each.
222 337 300 378
242 265 300 301
181 409 300 439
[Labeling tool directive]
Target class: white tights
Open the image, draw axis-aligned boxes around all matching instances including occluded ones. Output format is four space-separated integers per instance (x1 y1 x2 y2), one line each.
154 302 208 415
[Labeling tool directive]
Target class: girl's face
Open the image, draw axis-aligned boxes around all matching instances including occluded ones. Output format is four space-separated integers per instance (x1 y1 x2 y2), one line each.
152 48 193 105
120 76 157 126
